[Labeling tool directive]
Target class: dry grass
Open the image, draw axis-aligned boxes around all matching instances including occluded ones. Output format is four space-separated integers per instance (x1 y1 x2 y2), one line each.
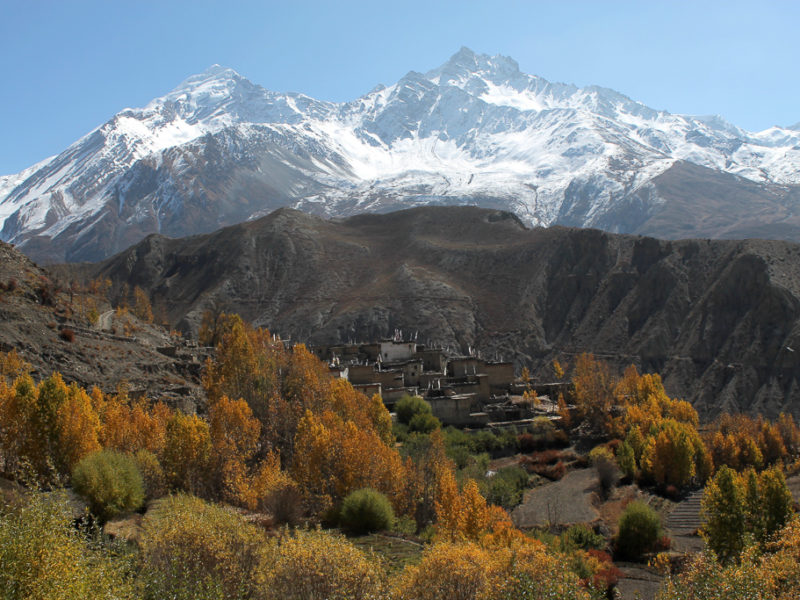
349 533 424 574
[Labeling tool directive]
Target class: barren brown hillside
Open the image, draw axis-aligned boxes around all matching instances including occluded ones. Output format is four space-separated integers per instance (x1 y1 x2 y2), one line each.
63 206 800 420
0 241 204 407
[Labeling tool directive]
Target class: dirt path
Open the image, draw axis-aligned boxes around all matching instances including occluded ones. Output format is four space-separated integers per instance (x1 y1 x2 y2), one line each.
512 468 599 528
787 473 800 502
96 309 114 331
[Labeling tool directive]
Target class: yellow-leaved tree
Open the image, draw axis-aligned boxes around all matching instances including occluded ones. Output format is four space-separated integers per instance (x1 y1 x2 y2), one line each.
160 411 212 495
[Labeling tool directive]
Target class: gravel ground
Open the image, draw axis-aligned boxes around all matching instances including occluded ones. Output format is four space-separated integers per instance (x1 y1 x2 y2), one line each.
512 468 599 528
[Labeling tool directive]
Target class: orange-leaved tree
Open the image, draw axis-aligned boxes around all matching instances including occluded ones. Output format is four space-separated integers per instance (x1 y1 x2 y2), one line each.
291 408 407 514
572 353 616 432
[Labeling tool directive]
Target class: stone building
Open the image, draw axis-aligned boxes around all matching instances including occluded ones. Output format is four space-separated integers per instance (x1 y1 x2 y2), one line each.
311 338 519 426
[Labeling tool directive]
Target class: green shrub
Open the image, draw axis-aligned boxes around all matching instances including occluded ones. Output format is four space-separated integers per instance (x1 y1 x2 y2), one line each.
486 466 529 508
530 416 556 436
616 501 663 561
408 412 441 434
495 427 520 451
393 421 410 443
443 426 472 446
588 445 614 464
339 488 395 534
395 395 432 425
447 443 472 469
616 441 637 480
72 450 144 522
590 445 619 495
561 523 605 551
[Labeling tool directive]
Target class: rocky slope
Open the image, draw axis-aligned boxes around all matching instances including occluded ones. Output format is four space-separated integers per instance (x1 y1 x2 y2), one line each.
0 241 204 407
68 206 800 420
3 48 800 263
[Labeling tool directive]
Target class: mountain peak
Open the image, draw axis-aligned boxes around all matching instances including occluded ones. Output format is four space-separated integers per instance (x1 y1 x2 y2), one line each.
172 64 244 93
447 46 479 68
442 47 520 74
203 63 239 76
428 47 522 89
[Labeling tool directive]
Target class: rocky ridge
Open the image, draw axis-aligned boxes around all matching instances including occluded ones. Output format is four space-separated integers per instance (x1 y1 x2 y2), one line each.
64 206 800 421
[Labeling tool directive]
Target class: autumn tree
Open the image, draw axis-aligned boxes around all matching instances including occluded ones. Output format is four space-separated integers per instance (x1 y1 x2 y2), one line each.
132 286 154 323
368 393 393 445
640 418 712 489
98 391 171 456
30 373 70 476
0 371 102 481
0 373 38 477
291 409 406 515
658 518 800 599
138 494 270 599
705 412 793 472
54 382 102 473
0 349 30 382
205 394 299 512
160 411 212 495
391 539 595 600
759 420 787 466
572 353 615 431
202 314 293 457
264 529 386 600
776 413 800 455
208 395 260 502
242 451 299 522
391 541 502 600
198 301 231 347
701 465 747 563
202 313 402 504
434 469 511 542
758 466 794 545
405 428 454 529
703 464 793 563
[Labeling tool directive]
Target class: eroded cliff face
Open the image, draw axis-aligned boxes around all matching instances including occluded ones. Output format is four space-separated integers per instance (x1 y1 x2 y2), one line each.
70 205 800 420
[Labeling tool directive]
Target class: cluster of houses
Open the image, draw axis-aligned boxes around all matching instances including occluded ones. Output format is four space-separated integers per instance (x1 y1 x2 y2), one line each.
311 334 561 427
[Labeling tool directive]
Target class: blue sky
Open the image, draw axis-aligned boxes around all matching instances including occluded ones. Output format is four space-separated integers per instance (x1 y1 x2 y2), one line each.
1 0 798 174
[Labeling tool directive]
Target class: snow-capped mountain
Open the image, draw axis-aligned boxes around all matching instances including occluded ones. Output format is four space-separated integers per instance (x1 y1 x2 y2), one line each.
3 47 800 263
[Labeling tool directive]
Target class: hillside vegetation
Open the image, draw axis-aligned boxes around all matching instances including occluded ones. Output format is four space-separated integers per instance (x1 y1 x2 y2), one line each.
1 312 799 599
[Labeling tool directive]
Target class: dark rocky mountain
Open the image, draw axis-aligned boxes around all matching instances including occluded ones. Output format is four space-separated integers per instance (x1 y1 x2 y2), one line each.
67 206 800 420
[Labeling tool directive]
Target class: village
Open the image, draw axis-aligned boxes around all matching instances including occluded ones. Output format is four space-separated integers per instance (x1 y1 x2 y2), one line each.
311 331 569 428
